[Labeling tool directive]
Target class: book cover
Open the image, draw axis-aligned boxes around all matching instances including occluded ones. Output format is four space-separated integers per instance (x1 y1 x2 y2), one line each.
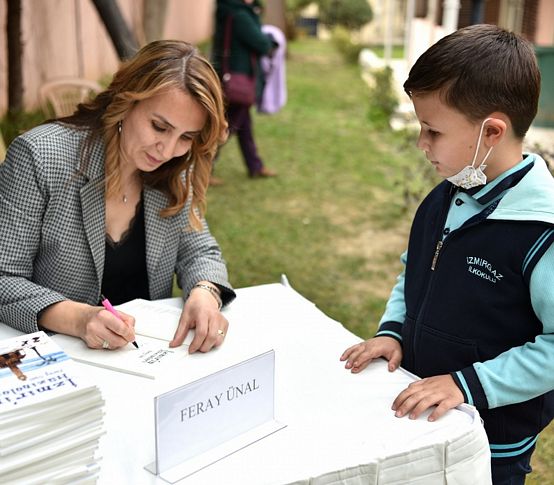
0 331 97 411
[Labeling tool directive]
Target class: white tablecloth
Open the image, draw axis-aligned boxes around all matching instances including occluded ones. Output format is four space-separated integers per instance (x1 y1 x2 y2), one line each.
0 283 492 484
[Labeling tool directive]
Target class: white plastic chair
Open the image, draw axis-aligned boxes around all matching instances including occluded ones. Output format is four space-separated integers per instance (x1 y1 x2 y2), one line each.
39 78 102 118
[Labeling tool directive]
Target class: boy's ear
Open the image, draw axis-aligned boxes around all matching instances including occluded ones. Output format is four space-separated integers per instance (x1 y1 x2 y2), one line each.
484 115 508 146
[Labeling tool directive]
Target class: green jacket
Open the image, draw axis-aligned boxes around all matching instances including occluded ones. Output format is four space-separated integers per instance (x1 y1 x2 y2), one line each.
212 0 274 98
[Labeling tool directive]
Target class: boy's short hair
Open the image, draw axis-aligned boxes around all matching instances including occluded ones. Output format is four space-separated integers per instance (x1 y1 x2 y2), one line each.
404 24 540 138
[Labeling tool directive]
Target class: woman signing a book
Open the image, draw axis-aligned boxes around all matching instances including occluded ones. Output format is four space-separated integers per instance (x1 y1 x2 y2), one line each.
0 41 235 353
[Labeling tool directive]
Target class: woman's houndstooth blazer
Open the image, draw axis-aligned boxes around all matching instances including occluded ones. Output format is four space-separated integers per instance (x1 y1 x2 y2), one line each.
0 123 234 334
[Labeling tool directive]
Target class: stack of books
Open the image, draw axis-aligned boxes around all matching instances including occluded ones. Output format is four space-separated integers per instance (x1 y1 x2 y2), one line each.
0 331 104 484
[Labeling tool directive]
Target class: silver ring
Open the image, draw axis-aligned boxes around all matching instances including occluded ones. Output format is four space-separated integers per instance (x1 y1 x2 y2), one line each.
102 340 110 350
217 329 225 337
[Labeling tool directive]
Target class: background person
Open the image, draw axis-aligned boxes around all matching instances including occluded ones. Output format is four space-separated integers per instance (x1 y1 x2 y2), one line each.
212 0 277 180
341 25 554 485
0 41 235 354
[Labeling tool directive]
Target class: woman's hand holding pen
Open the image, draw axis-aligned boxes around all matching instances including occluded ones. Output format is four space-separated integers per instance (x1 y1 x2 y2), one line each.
170 284 229 353
87 307 136 350
38 300 136 350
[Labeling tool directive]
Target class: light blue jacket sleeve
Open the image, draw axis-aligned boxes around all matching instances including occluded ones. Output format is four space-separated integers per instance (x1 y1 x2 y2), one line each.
375 251 407 342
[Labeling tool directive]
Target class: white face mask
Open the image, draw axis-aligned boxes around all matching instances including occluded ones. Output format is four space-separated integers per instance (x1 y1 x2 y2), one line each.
447 118 494 189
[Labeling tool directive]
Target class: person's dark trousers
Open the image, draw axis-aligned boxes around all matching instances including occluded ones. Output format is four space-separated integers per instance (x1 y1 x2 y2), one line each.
227 103 263 176
491 447 534 485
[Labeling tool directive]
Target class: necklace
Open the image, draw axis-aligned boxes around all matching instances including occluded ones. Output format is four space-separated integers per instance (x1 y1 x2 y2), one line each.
120 172 142 204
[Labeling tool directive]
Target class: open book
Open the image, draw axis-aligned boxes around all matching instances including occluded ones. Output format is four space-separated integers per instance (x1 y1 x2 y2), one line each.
52 299 192 379
118 298 191 343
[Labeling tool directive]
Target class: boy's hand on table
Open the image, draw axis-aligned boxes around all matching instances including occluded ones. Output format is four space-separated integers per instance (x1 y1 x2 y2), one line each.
340 336 403 373
392 374 464 422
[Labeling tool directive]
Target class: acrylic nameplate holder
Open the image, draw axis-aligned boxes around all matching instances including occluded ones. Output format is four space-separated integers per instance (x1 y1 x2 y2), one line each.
145 350 286 483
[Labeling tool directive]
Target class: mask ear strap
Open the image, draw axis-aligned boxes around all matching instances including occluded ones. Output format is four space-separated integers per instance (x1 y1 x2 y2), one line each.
471 118 494 168
480 146 494 168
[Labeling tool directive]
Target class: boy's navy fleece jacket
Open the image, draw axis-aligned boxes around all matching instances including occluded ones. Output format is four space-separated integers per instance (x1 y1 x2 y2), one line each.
377 154 554 458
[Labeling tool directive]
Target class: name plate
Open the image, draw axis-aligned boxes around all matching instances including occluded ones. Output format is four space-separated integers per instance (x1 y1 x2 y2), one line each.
146 350 285 483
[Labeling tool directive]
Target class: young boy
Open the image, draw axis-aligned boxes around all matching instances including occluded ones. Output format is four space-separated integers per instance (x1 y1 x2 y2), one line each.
341 24 554 485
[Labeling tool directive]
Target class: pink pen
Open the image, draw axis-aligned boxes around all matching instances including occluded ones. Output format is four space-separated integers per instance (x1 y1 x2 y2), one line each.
100 294 139 349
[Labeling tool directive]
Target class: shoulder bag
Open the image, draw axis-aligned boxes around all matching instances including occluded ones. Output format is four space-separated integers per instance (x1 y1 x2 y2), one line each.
222 16 256 106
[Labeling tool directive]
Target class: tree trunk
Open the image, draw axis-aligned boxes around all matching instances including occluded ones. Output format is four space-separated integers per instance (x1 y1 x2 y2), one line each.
263 0 286 32
91 0 139 60
7 0 23 117
143 0 168 43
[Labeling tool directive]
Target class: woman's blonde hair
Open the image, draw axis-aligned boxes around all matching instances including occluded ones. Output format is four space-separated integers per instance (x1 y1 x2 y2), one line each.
62 40 228 230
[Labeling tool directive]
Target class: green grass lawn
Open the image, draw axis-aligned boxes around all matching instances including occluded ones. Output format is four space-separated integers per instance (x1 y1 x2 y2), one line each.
367 44 405 59
208 38 425 338
205 38 553 483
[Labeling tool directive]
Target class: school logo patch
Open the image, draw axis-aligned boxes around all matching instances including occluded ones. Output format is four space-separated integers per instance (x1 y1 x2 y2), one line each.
466 256 504 284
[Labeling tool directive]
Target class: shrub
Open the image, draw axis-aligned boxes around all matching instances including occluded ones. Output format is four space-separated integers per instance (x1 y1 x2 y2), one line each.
1 110 46 146
331 26 364 64
366 66 398 128
526 141 554 173
386 128 439 211
318 0 373 30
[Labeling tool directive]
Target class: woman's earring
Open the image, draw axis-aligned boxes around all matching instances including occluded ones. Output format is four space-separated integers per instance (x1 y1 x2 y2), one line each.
185 151 192 161
117 121 122 134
